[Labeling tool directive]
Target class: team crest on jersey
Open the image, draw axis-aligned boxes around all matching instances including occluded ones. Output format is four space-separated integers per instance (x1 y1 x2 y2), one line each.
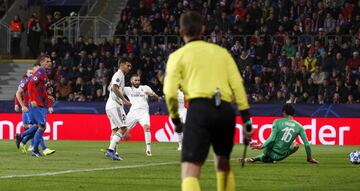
116 78 120 82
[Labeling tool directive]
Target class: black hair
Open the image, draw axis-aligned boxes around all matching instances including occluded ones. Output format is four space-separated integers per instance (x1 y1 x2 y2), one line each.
180 11 203 38
282 103 295 116
118 57 131 67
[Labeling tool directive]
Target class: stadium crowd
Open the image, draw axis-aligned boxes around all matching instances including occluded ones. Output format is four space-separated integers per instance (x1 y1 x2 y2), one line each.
13 0 360 104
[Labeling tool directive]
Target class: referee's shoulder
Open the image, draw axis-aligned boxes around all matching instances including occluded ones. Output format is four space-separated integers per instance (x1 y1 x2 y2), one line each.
200 41 229 52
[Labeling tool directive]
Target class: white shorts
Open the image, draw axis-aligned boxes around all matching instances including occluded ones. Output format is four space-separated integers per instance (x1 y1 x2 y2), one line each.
179 109 187 124
106 107 126 130
126 109 150 130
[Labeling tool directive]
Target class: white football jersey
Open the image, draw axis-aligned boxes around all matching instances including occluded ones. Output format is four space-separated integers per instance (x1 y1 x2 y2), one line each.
124 85 154 111
105 70 125 110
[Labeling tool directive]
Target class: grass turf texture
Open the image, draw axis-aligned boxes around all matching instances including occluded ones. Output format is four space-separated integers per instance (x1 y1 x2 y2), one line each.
0 141 359 191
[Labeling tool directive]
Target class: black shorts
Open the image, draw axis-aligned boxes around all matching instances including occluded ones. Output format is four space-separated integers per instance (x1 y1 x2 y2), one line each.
181 99 236 164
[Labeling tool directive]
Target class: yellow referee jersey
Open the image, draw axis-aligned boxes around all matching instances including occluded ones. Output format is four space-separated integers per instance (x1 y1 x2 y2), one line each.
163 40 250 118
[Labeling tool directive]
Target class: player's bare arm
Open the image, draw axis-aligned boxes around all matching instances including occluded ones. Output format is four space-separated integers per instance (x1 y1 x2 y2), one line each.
16 88 28 112
146 91 160 101
112 84 131 107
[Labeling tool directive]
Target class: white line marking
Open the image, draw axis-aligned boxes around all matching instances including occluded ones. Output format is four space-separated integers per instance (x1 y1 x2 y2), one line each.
0 161 179 179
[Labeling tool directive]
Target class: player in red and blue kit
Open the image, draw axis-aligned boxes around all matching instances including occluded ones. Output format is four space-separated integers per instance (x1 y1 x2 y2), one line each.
15 62 55 156
26 55 54 157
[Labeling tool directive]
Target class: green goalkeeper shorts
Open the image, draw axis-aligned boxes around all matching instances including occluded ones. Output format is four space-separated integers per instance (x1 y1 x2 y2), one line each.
261 146 298 162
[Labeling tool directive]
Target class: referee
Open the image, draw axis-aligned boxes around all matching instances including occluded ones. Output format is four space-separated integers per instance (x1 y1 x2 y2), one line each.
164 11 253 191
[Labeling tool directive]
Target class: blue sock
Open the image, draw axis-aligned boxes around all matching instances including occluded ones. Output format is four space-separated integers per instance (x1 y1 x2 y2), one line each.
39 137 47 150
33 129 45 152
22 134 34 145
22 126 38 138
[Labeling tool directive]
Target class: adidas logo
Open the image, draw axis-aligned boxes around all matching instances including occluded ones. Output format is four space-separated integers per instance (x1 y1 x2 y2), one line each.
155 116 181 142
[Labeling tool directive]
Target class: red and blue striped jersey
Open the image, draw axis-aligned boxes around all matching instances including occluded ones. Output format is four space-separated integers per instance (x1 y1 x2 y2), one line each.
16 77 31 107
28 67 52 107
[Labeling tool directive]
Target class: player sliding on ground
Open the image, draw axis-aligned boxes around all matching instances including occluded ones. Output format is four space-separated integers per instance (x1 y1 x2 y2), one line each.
239 104 319 164
124 74 160 156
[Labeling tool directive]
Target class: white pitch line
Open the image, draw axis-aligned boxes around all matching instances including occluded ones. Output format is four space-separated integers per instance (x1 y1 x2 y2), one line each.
0 161 179 179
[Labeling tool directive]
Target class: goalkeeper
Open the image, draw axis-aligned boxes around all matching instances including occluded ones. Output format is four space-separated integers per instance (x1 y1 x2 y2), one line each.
240 104 319 164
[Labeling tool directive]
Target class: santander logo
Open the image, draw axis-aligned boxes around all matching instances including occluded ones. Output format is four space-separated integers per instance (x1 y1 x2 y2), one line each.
155 116 181 142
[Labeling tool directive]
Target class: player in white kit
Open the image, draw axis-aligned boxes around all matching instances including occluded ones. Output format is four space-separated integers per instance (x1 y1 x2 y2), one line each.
124 74 160 157
176 89 188 151
105 57 132 160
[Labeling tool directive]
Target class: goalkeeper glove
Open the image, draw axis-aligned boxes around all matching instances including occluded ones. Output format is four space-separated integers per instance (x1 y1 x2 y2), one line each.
243 120 253 145
250 142 263 150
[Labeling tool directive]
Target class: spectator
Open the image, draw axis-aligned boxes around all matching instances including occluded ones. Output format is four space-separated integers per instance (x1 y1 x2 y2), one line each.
27 12 42 58
93 89 105 101
73 77 85 99
317 93 325 104
85 77 101 101
78 50 90 68
61 52 74 70
59 37 73 57
286 92 298 104
56 77 72 100
346 51 360 71
334 52 346 71
112 37 127 57
80 37 95 55
10 15 24 57
291 52 303 73
304 52 317 72
311 66 326 85
102 51 117 70
319 51 334 75
323 13 336 32
81 64 95 82
95 62 109 84
43 14 54 39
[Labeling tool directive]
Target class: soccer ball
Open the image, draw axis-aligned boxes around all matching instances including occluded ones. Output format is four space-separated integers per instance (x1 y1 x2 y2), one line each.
349 151 360 164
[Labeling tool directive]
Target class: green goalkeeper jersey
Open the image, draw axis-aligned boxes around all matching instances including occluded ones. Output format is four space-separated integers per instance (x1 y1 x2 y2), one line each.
262 117 312 159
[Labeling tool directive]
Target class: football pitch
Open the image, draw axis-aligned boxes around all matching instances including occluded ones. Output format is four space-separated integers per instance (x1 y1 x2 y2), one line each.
0 141 359 191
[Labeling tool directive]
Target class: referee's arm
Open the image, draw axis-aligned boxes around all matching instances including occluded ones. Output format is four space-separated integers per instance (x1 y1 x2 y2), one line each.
163 53 181 119
225 51 249 111
225 51 252 139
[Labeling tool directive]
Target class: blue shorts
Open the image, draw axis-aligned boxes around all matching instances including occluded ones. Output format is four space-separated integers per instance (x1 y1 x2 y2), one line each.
22 111 33 125
29 105 47 125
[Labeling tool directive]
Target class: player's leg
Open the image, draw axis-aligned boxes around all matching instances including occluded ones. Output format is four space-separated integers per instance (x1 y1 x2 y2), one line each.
107 127 126 160
31 106 48 157
139 113 151 156
41 137 56 156
212 102 236 191
106 107 127 160
18 124 31 153
142 124 152 156
248 146 275 163
274 142 300 161
16 111 35 149
106 109 120 157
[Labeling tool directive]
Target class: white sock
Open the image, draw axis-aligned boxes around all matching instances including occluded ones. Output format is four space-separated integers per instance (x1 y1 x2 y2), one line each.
109 132 122 151
145 130 151 151
177 133 183 146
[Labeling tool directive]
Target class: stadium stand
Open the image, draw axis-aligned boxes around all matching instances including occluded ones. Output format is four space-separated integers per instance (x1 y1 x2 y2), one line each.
1 0 360 104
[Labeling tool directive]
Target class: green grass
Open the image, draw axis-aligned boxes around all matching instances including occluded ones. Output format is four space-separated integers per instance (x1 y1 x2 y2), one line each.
0 141 359 191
